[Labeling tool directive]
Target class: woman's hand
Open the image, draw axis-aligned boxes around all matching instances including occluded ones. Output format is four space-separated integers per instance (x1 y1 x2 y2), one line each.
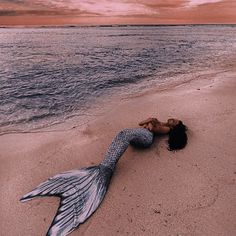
147 122 154 132
139 117 159 126
139 118 159 133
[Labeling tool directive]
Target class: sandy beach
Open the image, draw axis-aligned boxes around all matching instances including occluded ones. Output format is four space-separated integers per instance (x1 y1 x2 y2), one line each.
1 67 236 236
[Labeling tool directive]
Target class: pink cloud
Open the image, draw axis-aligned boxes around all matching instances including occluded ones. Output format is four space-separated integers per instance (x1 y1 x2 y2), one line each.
0 0 235 25
188 0 224 6
46 0 158 16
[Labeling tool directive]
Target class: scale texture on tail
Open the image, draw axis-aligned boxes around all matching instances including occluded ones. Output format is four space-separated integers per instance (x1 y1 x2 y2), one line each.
20 165 112 236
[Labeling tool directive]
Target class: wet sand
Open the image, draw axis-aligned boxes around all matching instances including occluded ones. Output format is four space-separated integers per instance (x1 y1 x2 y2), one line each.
1 68 236 236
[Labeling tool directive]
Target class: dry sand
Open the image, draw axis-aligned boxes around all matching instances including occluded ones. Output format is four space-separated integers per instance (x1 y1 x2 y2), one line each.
0 68 236 236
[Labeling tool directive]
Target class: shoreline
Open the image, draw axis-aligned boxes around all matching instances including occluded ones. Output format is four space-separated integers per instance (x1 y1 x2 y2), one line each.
1 66 236 235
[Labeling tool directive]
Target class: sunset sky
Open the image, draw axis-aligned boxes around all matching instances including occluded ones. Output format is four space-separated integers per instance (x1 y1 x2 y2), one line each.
0 0 235 26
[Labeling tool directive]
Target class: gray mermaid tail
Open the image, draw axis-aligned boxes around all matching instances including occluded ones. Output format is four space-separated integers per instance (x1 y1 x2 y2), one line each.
20 165 113 236
21 128 154 236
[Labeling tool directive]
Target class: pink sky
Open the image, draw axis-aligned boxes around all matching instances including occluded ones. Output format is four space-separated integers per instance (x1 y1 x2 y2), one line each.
0 0 235 25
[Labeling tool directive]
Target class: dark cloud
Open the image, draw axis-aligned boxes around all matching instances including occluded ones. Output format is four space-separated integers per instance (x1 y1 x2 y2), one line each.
0 1 126 17
1 0 25 3
0 10 16 16
0 0 61 10
0 9 62 16
131 0 188 9
0 9 94 17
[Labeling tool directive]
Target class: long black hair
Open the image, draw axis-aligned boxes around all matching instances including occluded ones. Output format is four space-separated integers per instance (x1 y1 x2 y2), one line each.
168 121 188 151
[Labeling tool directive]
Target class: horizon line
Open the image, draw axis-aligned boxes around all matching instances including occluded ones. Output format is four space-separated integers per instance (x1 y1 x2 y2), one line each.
1 23 236 28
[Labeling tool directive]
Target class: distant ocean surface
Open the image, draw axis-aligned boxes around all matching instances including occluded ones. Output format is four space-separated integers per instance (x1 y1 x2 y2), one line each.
1 25 236 132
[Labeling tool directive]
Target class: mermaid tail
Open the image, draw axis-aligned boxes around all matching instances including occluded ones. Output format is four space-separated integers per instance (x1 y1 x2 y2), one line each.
20 165 112 236
21 128 153 236
101 128 154 171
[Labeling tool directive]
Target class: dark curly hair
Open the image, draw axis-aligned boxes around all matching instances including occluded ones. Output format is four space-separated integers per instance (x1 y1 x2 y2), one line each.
168 121 188 151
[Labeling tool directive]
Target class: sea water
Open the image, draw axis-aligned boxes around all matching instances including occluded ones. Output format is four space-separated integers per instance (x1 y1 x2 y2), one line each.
0 25 236 132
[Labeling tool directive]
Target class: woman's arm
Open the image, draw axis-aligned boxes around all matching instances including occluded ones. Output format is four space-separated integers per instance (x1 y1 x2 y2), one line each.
139 117 170 134
144 121 170 134
150 125 170 134
139 117 158 126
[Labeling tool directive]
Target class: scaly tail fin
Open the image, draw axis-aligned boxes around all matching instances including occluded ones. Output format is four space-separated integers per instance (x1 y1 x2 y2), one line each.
20 165 112 236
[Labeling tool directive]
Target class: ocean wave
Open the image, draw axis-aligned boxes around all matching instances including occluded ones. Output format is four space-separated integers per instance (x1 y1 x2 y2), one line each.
0 25 236 131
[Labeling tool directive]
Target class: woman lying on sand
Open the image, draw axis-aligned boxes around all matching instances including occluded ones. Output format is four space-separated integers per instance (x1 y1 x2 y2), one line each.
139 117 188 151
21 117 188 236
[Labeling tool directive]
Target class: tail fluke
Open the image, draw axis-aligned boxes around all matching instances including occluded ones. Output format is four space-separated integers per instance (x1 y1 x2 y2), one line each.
20 165 113 236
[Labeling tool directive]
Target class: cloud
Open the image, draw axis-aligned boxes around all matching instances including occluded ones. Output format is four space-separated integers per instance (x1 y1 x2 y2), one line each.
0 10 55 16
0 0 25 3
0 0 159 17
0 0 235 25
83 1 157 16
136 0 188 9
45 0 159 16
0 0 97 17
0 0 229 16
0 9 85 16
188 0 223 6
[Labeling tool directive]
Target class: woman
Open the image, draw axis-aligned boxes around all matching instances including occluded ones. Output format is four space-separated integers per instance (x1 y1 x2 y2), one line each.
21 118 187 236
139 117 188 150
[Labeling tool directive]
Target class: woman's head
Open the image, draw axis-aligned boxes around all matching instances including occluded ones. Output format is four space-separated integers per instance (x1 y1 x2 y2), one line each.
167 120 188 151
167 118 180 128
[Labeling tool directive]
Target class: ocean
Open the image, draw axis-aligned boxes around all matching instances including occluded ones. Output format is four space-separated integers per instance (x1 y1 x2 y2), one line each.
0 25 236 133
